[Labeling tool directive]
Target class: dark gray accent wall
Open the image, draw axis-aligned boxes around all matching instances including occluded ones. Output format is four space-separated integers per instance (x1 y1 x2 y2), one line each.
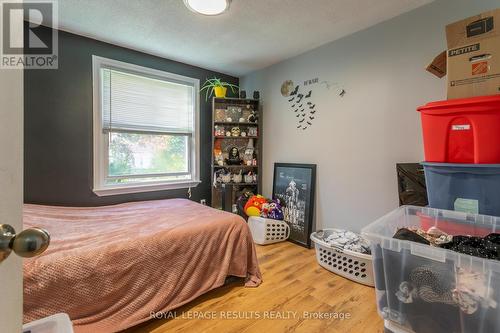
24 26 238 206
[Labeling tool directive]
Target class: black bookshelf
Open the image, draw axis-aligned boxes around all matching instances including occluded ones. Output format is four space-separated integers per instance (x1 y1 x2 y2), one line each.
211 97 262 213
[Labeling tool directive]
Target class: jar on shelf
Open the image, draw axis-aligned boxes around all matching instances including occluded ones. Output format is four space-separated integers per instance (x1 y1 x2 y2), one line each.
248 127 258 137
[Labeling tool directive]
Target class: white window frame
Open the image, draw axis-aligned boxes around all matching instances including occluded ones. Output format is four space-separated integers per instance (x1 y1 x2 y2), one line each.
92 56 200 196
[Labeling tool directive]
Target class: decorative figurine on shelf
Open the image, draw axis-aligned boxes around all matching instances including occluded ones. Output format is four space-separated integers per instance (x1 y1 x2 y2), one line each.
247 110 258 123
239 117 246 123
244 195 267 217
241 131 247 137
240 90 247 99
231 126 241 137
243 139 254 166
226 146 242 165
214 140 224 166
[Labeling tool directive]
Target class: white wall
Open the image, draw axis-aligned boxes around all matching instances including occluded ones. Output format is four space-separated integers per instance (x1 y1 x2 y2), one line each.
241 0 499 232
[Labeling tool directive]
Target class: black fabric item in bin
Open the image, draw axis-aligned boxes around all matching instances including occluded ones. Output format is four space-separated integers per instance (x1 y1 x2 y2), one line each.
393 228 430 245
439 233 500 260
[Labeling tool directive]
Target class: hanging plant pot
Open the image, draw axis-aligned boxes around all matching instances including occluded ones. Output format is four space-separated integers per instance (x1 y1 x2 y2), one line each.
214 86 228 98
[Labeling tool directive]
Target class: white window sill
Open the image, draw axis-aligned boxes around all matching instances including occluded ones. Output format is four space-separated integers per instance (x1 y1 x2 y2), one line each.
93 180 201 197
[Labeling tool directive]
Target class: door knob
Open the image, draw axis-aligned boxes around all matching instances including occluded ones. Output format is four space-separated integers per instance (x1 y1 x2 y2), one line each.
0 224 50 263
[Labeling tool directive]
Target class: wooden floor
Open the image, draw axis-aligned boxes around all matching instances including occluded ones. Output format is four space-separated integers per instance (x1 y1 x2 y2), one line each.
126 242 383 333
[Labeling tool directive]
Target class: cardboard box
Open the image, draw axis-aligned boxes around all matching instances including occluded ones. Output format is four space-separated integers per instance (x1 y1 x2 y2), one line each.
426 51 447 78
445 8 500 99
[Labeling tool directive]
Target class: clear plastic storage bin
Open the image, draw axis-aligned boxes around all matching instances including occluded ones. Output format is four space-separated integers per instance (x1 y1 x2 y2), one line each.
361 206 500 333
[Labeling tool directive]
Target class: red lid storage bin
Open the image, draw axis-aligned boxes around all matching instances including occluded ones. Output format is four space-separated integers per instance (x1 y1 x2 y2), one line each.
417 95 500 163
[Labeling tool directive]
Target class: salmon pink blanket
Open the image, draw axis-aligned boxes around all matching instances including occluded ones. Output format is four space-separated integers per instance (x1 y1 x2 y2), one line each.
23 199 261 332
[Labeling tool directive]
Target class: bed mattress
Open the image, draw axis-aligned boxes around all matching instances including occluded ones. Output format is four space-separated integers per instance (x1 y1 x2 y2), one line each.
23 199 262 333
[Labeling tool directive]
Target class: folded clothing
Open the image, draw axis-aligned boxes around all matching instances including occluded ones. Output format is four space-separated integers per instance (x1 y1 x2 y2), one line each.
318 229 371 254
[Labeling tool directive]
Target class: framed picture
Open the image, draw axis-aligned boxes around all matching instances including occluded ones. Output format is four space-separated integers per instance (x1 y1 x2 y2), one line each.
272 163 316 248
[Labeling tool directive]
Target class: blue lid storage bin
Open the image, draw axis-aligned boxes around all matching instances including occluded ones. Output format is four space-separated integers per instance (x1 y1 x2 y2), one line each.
422 162 500 216
361 206 500 333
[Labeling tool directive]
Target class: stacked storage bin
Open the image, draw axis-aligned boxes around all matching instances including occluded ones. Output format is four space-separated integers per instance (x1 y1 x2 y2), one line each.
362 95 500 333
362 206 500 333
417 95 500 215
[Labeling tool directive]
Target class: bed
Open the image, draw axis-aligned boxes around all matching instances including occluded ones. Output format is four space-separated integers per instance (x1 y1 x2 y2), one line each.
23 198 262 333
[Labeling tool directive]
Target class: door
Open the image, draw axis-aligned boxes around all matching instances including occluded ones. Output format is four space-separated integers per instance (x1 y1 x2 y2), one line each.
0 67 24 331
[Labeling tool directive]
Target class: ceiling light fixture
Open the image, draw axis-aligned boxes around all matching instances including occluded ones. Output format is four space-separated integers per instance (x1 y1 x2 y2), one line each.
183 0 231 16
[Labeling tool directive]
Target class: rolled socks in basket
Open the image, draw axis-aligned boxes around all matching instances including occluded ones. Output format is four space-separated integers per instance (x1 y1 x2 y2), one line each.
316 229 371 255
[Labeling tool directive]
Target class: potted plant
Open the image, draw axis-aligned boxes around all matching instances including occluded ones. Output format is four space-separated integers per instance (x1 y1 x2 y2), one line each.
200 78 239 101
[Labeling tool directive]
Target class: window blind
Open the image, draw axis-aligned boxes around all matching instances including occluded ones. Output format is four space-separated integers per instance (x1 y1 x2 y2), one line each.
101 68 195 134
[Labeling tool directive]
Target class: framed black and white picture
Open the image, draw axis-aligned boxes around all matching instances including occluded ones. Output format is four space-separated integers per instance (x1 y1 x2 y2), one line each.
272 163 316 248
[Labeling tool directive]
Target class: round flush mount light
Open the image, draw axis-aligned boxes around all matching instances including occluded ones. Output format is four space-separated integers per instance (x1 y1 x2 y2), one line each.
183 0 231 16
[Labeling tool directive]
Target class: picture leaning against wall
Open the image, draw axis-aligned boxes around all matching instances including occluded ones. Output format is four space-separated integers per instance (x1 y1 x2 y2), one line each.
272 163 316 248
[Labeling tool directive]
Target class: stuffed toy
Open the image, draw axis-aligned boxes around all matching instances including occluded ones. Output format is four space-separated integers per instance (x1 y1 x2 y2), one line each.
244 195 267 217
267 199 284 220
260 202 271 217
260 199 284 220
236 189 255 219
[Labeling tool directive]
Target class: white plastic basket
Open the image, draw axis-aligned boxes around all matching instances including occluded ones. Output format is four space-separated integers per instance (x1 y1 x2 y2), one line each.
311 229 374 286
248 216 290 245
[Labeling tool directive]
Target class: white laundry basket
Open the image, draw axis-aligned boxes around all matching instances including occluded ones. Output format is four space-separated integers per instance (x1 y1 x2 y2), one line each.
311 229 374 286
248 216 290 245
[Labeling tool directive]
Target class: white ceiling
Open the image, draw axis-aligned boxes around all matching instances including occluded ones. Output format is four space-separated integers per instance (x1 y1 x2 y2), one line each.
54 0 434 76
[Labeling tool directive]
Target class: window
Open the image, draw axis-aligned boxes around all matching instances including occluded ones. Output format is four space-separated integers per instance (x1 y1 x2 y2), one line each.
92 56 200 196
